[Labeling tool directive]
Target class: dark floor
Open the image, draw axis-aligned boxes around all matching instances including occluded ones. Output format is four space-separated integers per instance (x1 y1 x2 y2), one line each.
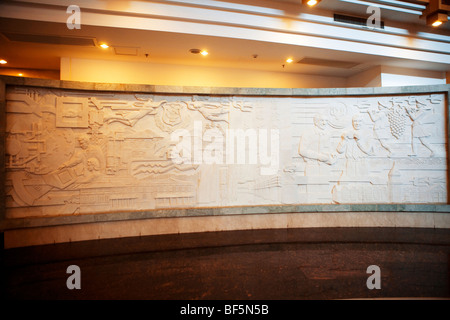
1 227 449 300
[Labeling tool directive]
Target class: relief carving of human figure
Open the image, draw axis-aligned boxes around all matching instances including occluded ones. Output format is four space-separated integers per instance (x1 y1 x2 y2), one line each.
57 134 105 186
367 103 392 156
298 113 338 177
405 102 434 157
337 114 374 178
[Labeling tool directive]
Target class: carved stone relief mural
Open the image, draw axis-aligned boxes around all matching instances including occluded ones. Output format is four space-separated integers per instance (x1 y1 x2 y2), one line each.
4 87 448 218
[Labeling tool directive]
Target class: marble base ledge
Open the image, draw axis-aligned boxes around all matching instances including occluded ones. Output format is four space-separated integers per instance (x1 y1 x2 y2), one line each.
2 207 450 248
1 204 450 231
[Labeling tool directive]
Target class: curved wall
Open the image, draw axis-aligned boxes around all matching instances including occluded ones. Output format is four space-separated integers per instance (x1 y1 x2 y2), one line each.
1 76 449 248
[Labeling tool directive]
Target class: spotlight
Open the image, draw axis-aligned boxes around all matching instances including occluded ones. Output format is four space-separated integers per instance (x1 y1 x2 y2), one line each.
421 0 450 27
286 58 294 63
426 12 448 27
303 0 320 7
99 43 109 49
190 49 209 56
0 59 7 64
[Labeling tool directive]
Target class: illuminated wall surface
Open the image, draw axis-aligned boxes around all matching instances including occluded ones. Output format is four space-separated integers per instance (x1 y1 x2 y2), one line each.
4 85 448 219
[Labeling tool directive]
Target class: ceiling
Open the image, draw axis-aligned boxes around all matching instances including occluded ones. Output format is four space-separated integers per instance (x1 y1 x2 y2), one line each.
0 0 449 79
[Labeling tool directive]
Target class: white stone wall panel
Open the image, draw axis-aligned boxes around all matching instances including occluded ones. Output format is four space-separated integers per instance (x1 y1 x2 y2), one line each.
4 86 448 218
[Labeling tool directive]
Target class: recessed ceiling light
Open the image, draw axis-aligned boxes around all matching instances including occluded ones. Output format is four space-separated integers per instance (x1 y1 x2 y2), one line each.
190 49 209 56
304 0 319 6
100 43 109 49
286 58 294 63
0 59 7 64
